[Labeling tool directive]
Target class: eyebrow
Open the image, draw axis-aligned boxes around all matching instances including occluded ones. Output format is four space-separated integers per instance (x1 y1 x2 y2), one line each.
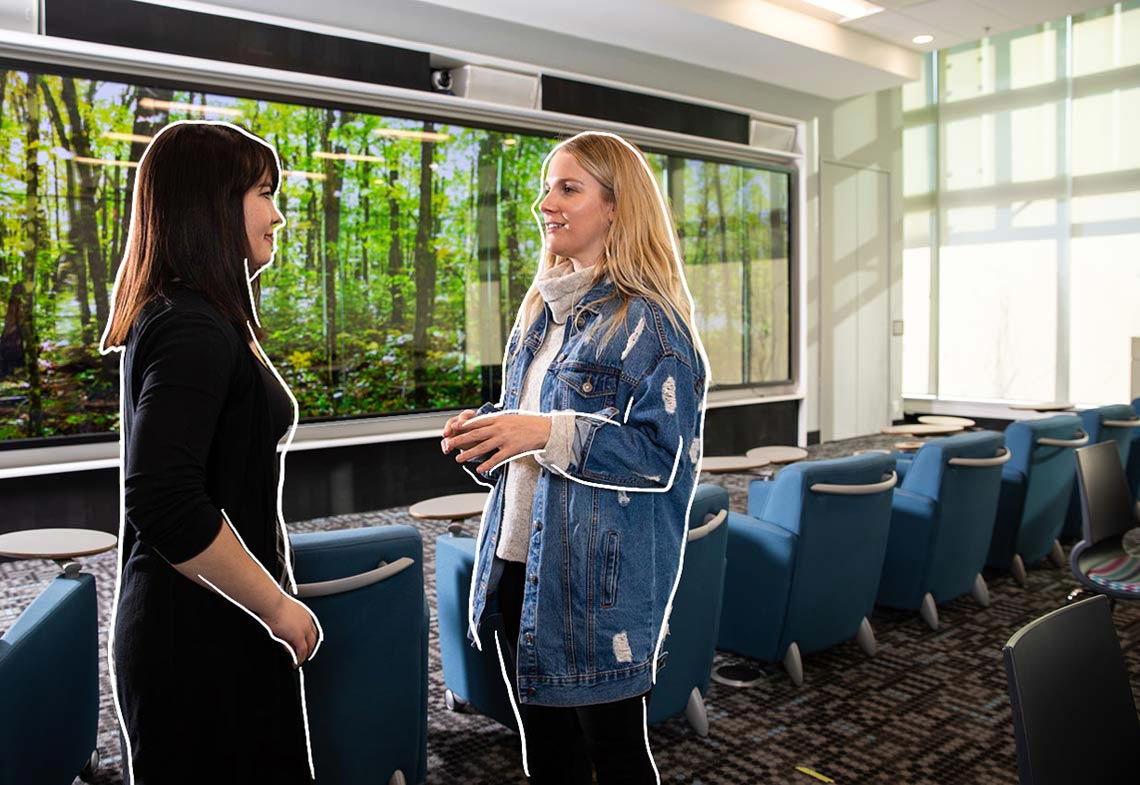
545 177 584 187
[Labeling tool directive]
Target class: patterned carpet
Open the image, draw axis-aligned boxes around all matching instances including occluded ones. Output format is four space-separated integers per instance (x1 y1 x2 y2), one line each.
3 432 1139 784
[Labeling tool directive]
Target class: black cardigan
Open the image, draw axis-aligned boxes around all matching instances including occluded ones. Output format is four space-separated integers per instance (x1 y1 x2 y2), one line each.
114 286 310 783
121 286 284 570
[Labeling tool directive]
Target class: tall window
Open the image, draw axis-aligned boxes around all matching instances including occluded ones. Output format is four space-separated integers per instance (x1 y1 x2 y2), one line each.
0 64 792 442
903 1 1140 405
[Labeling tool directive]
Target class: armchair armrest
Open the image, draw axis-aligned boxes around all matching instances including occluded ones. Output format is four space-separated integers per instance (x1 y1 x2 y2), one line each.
1037 431 1088 448
295 557 416 598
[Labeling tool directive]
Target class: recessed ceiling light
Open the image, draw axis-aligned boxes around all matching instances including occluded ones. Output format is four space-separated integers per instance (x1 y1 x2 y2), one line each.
913 34 934 44
801 0 884 23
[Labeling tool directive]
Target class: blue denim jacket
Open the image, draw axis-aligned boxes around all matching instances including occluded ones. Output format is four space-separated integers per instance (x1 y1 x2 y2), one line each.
466 277 707 707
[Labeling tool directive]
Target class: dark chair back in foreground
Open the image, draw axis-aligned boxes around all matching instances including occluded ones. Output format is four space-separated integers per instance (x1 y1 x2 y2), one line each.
1003 595 1140 784
1076 440 1136 547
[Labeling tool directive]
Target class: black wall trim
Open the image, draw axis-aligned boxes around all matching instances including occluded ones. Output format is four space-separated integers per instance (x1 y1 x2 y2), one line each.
45 0 430 92
1 400 800 536
541 76 750 145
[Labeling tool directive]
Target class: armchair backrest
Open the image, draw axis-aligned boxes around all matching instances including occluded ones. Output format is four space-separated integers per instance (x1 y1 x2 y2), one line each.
763 454 896 653
901 431 1007 597
1003 415 1084 556
1080 404 1138 465
649 484 729 724
1075 441 1136 546
291 525 427 785
0 574 98 785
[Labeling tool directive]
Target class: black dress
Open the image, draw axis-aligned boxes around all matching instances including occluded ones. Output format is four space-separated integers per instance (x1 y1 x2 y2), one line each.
113 286 311 784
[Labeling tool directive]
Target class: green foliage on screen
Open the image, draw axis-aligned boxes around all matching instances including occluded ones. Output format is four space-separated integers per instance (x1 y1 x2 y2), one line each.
0 67 791 441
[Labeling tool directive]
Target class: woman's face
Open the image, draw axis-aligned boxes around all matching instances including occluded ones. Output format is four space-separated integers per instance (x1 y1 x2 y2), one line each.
243 172 284 274
539 150 613 269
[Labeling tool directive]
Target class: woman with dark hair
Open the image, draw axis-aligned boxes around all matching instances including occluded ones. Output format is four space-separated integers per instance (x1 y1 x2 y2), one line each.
103 121 318 784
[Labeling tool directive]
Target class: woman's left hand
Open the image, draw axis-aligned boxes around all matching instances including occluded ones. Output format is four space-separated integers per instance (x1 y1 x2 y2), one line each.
448 413 553 475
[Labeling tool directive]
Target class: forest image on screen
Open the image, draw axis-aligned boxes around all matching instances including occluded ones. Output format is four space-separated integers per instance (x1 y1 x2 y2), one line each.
0 68 791 442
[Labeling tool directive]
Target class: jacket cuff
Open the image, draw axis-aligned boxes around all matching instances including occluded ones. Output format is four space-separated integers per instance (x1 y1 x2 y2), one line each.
535 411 578 471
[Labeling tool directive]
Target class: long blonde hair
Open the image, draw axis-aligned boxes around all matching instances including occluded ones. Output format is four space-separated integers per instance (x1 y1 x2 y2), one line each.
515 132 696 351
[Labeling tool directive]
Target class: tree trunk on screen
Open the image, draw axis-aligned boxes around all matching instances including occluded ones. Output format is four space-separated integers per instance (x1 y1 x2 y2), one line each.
118 85 173 275
21 74 44 436
411 123 437 410
713 165 727 265
40 81 93 346
504 167 525 325
386 157 404 329
320 111 344 394
475 133 503 347
360 160 371 284
60 78 108 334
667 156 685 241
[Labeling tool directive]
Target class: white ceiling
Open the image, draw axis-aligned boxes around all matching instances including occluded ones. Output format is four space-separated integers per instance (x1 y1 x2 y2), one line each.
140 0 1116 100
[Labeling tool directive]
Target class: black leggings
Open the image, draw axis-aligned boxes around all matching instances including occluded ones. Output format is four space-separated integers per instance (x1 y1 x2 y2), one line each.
494 559 658 785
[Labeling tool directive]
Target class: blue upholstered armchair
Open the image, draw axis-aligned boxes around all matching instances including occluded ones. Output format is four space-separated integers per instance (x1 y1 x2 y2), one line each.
646 484 729 735
0 572 100 785
436 484 731 737
988 414 1087 585
1062 404 1140 538
717 454 897 685
877 432 1008 630
292 525 429 785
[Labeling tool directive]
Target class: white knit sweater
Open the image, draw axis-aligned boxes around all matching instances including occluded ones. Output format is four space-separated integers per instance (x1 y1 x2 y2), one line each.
495 261 595 563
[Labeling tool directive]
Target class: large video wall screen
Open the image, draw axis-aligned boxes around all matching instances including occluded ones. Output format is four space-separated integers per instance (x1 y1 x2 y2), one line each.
0 66 791 442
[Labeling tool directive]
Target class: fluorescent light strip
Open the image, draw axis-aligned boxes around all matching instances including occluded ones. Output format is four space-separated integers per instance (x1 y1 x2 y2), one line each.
74 156 139 168
373 128 450 143
282 169 326 181
103 131 154 144
313 151 386 164
138 97 243 117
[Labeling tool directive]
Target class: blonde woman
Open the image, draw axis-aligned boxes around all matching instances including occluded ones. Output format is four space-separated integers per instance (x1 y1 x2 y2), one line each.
442 132 707 784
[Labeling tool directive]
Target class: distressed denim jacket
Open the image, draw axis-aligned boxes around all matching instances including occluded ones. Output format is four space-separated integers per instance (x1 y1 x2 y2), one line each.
466 277 707 707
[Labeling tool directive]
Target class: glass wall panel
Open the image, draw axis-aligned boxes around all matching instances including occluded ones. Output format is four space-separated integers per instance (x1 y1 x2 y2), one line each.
938 241 1057 400
1069 235 1140 403
0 65 794 441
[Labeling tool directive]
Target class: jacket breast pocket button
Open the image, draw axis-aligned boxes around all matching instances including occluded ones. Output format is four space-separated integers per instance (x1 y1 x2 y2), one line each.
582 379 593 393
527 687 536 697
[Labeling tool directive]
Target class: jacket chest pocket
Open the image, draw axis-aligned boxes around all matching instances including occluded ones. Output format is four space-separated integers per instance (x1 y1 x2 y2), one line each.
556 366 620 411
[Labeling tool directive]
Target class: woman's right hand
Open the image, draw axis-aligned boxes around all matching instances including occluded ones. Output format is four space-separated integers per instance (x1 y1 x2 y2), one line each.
260 593 320 668
441 409 478 454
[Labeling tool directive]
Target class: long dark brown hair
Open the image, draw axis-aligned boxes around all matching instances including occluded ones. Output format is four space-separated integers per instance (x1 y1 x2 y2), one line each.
101 121 280 350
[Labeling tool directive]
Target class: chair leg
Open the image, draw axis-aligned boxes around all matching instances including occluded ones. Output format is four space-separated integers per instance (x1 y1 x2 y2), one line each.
971 573 990 608
1049 540 1065 569
79 750 100 783
856 616 877 657
444 689 468 712
684 686 709 737
920 592 939 631
783 642 804 686
1011 554 1027 587
389 770 407 785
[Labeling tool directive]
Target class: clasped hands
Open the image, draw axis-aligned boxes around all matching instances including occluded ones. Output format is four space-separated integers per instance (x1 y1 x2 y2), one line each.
441 409 553 476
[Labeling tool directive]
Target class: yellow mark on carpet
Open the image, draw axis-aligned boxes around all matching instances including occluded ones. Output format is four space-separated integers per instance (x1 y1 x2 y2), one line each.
795 766 835 783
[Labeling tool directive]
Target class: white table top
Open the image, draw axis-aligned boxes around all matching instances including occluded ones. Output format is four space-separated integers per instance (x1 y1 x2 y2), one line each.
853 449 891 456
1008 402 1076 412
700 455 771 474
881 423 964 436
745 445 809 464
0 528 117 560
894 441 925 452
917 415 976 427
408 492 490 521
